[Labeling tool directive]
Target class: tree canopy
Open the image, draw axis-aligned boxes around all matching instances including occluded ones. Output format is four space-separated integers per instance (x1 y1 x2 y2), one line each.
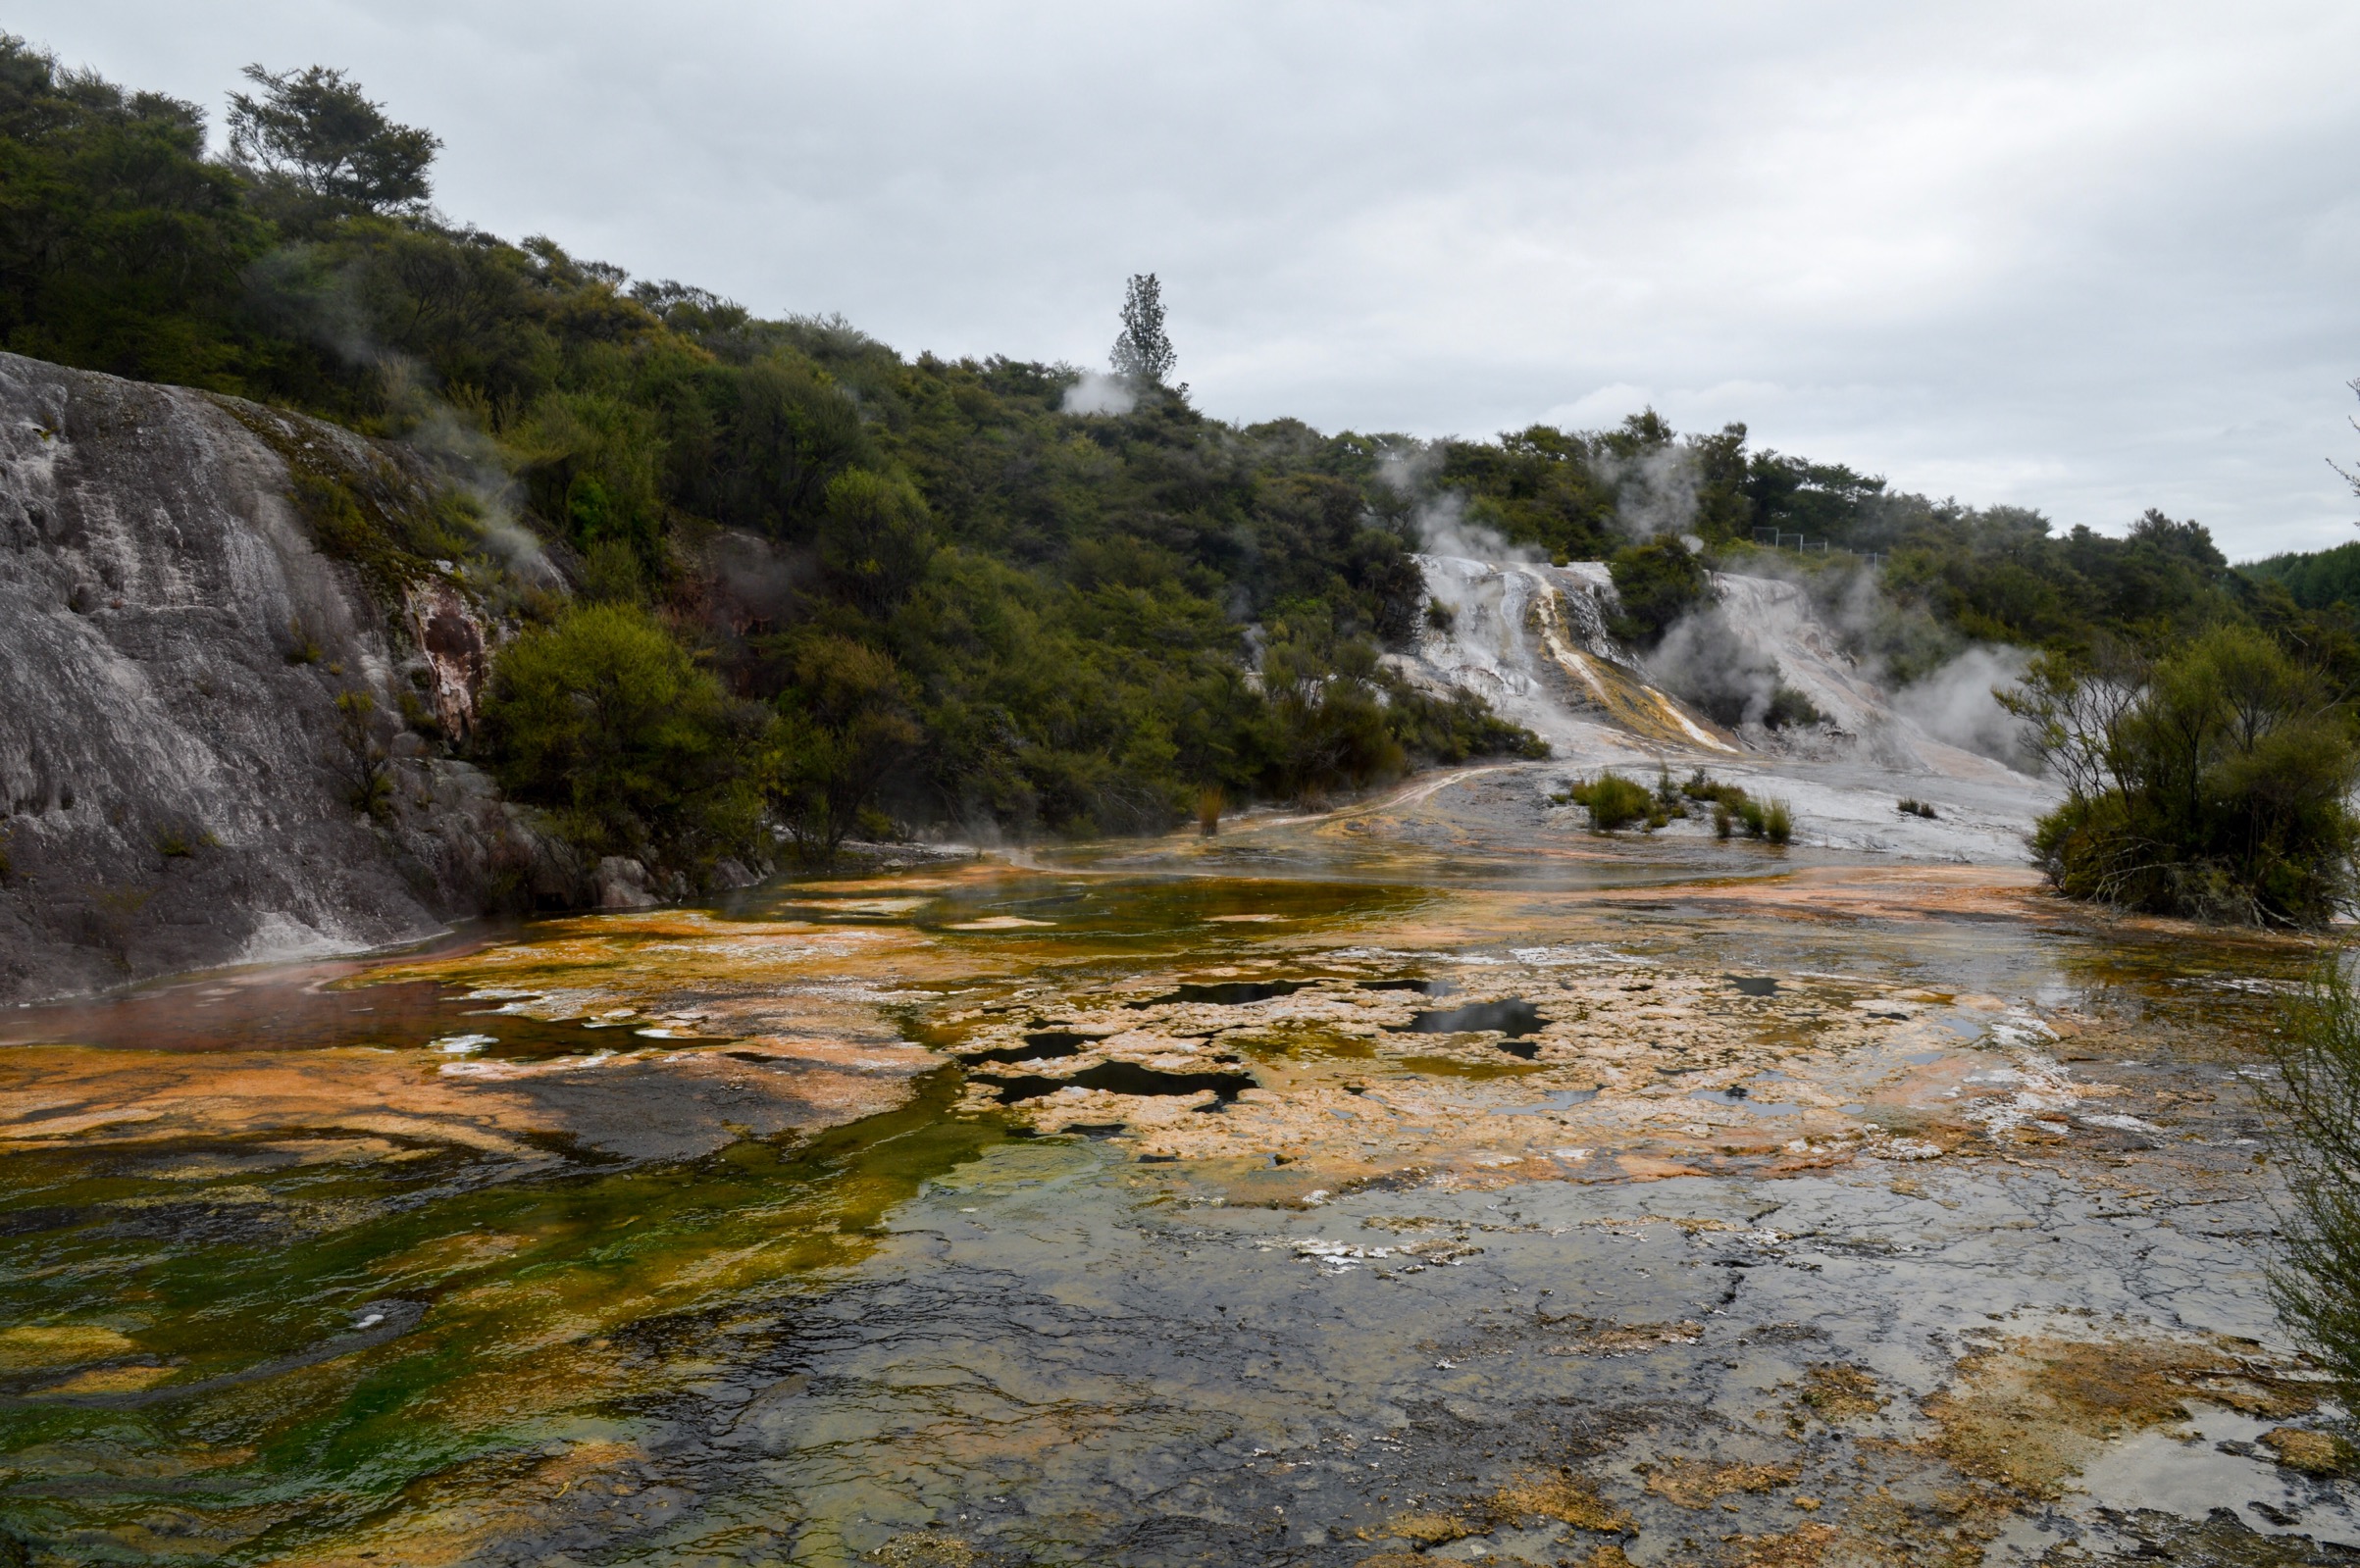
227 64 439 214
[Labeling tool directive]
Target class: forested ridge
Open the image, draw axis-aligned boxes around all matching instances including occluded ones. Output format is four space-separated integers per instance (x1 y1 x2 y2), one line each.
9 38 2360 891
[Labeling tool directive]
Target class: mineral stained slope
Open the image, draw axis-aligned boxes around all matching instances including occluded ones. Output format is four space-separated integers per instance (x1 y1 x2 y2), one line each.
0 353 537 1001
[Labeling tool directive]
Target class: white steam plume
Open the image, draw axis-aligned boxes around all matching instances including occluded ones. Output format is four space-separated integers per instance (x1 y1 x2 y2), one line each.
1595 444 1700 542
1413 489 1540 566
1061 372 1137 417
1891 645 2036 772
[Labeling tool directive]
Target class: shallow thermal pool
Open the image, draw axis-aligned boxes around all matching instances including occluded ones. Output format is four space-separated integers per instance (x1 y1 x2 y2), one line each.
0 763 2353 1566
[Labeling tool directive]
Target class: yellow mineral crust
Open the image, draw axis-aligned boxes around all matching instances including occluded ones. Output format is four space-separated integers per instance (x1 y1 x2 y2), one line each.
944 939 2127 1185
1921 1329 2319 1498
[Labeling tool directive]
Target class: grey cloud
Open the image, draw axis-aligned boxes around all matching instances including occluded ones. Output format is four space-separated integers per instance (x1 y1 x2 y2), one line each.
24 0 2360 556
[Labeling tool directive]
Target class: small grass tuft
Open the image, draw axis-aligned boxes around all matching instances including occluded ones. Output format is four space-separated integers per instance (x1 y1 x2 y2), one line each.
1556 770 1655 832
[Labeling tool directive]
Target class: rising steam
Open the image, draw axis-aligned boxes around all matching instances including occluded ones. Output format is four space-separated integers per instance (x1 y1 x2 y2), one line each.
1061 372 1137 417
1891 644 2036 771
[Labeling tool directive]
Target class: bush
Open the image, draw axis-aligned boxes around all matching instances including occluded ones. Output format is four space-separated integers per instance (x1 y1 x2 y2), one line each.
2266 962 2360 1403
2008 626 2360 926
332 688 391 820
1674 770 1792 844
1763 684 1823 731
479 603 761 873
1559 770 1655 832
1607 537 1710 648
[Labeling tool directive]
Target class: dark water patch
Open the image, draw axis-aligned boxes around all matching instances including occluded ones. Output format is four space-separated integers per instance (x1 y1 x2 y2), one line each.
1135 980 1311 1008
972 1061 1257 1103
1359 977 1459 996
1727 975 1780 996
1391 998 1546 1038
958 1032 1092 1066
1497 1039 1541 1060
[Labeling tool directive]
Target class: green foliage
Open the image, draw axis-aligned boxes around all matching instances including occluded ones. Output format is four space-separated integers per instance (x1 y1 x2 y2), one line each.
765 631 920 863
1897 797 1938 819
2245 539 2360 614
1558 770 1655 833
1676 770 1791 843
818 468 935 614
2265 961 2360 1405
579 537 644 604
0 36 267 387
2007 627 2360 926
219 400 480 599
1379 670 1551 767
227 64 438 217
1762 684 1823 731
1259 633 1404 804
1607 537 1708 648
478 604 761 871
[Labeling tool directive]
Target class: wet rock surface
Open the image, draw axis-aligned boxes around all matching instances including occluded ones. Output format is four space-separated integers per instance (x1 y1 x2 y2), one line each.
0 353 561 1002
0 772 2350 1565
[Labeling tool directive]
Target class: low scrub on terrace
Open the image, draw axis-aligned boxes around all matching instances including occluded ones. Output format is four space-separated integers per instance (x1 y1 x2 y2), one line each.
1553 768 1791 843
2006 626 2360 927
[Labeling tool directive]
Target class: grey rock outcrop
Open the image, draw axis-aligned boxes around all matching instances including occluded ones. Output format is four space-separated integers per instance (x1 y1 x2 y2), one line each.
0 352 574 1002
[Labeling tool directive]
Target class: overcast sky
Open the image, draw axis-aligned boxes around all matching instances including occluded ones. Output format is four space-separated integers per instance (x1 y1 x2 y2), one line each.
23 2 2360 557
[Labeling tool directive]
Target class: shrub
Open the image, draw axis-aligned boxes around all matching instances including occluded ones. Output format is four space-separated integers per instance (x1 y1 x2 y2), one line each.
1763 684 1823 731
1560 770 1654 832
333 688 392 820
1898 797 1938 819
1607 537 1710 648
1673 770 1794 844
2007 627 2360 926
2266 962 2360 1403
1260 636 1408 801
1196 785 1225 838
479 603 762 873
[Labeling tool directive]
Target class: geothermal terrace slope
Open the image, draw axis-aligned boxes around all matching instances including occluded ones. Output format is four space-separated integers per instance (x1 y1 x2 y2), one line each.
1400 552 2054 860
0 354 544 1002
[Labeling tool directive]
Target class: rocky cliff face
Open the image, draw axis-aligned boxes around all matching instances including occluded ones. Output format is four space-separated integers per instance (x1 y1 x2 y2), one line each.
0 353 566 1002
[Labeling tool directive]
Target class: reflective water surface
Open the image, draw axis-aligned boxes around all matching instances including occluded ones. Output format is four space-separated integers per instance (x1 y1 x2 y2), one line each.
1 765 2352 1565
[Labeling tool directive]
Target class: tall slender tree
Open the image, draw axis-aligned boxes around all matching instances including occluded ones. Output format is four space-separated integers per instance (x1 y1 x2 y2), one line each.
1110 272 1176 387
